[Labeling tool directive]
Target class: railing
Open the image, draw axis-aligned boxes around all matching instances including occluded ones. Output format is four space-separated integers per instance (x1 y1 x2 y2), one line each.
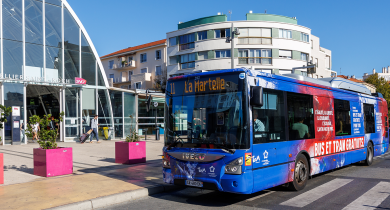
112 77 129 83
112 61 135 70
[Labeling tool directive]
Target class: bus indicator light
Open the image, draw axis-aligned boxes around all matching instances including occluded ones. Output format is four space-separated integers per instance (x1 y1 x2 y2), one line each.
245 153 252 166
289 154 292 158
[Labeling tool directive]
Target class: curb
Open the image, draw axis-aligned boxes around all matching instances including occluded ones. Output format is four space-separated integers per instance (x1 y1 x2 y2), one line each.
47 184 183 210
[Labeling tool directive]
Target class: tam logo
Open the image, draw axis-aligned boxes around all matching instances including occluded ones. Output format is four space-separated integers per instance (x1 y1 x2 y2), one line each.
75 77 87 85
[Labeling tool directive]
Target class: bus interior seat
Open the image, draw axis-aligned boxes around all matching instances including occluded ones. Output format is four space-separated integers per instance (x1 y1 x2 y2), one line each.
289 129 301 140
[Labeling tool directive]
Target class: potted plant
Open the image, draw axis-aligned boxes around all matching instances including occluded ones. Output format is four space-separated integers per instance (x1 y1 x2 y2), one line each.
27 112 72 177
115 115 146 164
0 105 11 146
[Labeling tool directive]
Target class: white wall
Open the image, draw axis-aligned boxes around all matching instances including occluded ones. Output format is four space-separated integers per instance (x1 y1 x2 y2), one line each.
167 20 321 77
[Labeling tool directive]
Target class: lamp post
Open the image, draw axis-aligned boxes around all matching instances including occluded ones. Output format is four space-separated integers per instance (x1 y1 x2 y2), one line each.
226 22 240 69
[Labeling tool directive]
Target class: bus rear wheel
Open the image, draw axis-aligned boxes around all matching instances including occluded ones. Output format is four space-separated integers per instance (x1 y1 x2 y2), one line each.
363 142 374 166
289 154 309 191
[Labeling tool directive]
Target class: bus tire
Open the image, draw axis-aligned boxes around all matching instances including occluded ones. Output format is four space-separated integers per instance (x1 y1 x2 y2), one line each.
289 154 309 191
363 142 374 166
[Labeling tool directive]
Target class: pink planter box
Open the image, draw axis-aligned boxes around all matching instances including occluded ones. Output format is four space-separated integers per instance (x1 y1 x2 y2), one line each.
33 147 73 177
115 141 146 164
0 153 3 184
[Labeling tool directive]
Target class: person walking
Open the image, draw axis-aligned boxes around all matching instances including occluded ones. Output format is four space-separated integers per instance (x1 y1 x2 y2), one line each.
89 115 100 143
31 122 40 142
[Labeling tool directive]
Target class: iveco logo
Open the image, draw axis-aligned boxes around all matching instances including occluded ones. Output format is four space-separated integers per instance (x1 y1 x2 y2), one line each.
182 153 205 161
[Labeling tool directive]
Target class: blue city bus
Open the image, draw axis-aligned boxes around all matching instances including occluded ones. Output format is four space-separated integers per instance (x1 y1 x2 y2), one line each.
162 68 389 194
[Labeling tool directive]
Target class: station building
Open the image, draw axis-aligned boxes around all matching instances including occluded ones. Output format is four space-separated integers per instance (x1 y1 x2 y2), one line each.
167 12 337 78
0 0 142 145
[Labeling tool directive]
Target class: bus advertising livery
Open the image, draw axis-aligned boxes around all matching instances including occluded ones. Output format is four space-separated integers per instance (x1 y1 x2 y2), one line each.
162 68 389 194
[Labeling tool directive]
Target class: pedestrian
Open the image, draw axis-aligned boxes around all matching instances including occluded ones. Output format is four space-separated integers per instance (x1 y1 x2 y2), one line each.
20 120 25 143
31 122 40 142
49 116 56 130
89 115 100 143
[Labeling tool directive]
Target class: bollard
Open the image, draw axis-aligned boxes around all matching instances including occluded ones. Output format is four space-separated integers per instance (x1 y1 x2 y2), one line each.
0 153 3 184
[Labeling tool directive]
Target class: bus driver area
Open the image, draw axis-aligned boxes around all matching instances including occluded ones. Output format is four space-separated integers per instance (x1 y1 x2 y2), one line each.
162 68 389 194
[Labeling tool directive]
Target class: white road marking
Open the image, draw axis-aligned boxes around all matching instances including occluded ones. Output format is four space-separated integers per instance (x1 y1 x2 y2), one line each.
342 182 390 210
246 191 275 201
280 178 353 207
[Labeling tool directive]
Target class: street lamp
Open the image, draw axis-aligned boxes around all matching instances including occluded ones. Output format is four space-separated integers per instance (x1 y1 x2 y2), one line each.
226 23 240 69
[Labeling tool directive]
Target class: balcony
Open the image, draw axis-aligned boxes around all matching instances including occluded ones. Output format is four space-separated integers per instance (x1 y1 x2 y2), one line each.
112 61 136 70
131 73 152 82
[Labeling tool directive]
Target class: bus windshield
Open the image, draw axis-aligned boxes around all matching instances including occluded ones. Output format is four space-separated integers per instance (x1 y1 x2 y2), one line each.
165 72 248 149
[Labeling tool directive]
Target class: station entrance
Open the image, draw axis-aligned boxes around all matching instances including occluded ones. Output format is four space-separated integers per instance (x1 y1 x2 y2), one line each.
26 85 61 120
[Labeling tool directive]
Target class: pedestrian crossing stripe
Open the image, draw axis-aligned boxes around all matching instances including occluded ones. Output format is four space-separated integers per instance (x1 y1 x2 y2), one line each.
342 182 390 210
280 178 353 207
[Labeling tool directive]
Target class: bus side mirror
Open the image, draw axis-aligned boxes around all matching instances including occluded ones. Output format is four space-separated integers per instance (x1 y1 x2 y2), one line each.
250 86 263 107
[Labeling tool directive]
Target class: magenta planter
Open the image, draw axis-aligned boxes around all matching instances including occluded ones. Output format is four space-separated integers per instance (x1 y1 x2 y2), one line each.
115 141 146 164
33 147 73 177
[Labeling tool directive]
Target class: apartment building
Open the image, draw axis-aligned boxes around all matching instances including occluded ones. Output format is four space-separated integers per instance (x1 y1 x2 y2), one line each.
166 12 336 78
101 39 167 90
363 67 390 81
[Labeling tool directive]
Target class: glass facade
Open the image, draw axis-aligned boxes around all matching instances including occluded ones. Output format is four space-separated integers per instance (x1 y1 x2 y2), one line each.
0 0 116 145
0 0 155 145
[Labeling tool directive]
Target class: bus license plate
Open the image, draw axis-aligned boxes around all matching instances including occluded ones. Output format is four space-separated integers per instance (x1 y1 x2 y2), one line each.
185 180 203 187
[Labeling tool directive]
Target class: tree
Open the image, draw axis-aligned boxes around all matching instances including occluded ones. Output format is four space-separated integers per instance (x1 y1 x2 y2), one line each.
365 73 390 111
0 105 11 144
153 65 167 91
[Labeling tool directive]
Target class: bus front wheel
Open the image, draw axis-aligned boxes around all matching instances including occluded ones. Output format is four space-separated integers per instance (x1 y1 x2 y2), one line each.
289 154 309 191
363 142 374 166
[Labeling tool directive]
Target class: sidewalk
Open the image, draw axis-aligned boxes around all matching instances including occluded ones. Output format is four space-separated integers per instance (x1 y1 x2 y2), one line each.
0 137 179 210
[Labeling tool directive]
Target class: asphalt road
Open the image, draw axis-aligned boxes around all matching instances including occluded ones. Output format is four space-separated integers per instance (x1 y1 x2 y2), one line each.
98 152 390 210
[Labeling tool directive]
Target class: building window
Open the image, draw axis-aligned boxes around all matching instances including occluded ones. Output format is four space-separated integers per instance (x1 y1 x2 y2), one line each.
279 50 292 59
128 56 133 63
155 50 161 60
215 50 231 58
301 33 309 42
156 66 162 75
128 71 133 81
135 82 142 89
279 29 292 39
140 53 147 63
287 92 315 140
180 53 196 69
238 49 272 64
169 56 177 65
109 60 114 69
179 33 195 51
215 28 230 38
198 31 207 40
109 74 114 79
128 85 131 90
364 103 375 133
279 69 292 75
141 68 147 73
198 51 208 60
301 52 308 61
238 28 272 45
169 37 176 47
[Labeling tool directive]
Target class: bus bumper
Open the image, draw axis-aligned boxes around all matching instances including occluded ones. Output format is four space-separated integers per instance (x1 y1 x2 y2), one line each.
163 168 253 194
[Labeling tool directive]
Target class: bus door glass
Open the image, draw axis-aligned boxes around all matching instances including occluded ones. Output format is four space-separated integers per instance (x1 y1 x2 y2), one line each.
252 88 287 190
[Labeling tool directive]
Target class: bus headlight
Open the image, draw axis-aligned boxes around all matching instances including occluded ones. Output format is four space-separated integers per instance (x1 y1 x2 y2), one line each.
225 157 243 175
162 152 171 169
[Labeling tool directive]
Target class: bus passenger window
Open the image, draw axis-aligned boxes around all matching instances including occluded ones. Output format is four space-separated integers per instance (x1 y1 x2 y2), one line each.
253 89 286 144
363 103 375 133
287 93 315 140
334 99 351 136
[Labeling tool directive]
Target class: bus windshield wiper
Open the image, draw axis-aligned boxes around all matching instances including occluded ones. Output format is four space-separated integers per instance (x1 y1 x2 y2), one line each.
167 129 184 150
214 144 235 154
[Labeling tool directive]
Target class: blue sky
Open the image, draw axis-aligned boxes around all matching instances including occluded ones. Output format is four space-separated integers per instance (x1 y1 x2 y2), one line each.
68 0 390 78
